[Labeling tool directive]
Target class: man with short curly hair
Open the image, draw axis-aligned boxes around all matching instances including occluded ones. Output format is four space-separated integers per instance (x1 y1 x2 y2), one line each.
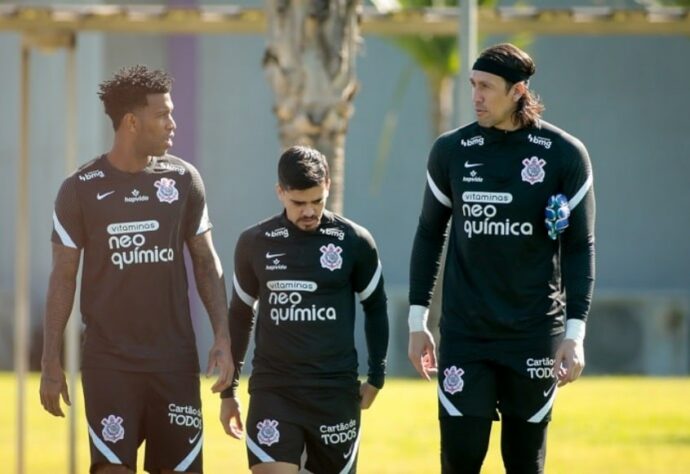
40 65 233 474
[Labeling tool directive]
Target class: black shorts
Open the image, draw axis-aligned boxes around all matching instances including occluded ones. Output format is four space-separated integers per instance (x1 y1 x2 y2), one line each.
82 368 203 473
437 334 562 424
246 385 361 473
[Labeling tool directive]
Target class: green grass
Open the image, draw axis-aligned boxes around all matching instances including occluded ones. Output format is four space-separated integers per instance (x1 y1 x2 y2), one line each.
1 373 689 473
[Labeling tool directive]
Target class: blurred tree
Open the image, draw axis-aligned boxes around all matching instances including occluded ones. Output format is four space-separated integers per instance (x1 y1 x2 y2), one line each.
263 0 362 213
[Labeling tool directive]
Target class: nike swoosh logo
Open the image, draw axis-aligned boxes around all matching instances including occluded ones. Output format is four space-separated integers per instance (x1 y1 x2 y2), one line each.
464 161 483 168
265 252 286 259
188 431 201 444
343 443 354 459
97 191 115 200
543 383 557 398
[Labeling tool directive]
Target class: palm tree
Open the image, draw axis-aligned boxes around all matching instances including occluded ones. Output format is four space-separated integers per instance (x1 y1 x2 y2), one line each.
372 0 499 139
263 0 362 214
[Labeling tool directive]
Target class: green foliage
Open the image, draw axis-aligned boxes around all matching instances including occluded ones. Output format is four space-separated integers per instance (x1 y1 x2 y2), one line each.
648 0 690 5
394 36 459 78
373 0 499 78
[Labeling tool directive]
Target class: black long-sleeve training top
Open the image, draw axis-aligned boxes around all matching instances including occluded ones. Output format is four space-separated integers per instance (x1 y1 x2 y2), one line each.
409 120 595 340
222 210 389 398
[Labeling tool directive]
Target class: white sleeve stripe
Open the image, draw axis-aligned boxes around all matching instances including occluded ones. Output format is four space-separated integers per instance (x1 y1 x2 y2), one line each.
174 434 203 471
88 425 122 464
52 211 77 248
233 273 256 308
426 171 452 208
568 174 593 210
246 436 275 463
358 260 382 302
195 203 211 235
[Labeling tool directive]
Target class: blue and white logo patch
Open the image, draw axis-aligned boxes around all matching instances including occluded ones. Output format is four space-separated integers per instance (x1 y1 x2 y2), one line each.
154 177 179 203
256 419 280 446
443 366 465 395
521 156 546 185
101 414 125 443
320 243 343 271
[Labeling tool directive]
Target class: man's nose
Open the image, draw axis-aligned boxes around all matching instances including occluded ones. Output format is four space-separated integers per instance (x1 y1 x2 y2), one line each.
472 88 482 104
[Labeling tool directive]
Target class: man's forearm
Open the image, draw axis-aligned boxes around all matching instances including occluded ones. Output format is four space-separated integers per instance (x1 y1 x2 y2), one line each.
188 232 230 338
42 273 77 367
193 258 229 338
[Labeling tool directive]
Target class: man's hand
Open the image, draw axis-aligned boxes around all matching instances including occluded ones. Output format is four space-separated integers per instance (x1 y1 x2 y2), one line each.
359 382 380 410
40 362 71 417
220 397 244 439
408 330 437 380
206 335 234 393
553 338 585 387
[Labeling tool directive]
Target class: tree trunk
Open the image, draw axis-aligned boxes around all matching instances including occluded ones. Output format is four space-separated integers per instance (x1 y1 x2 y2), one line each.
263 0 362 214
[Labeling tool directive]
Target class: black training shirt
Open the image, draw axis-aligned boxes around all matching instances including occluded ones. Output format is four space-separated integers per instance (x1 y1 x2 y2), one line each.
52 154 210 373
222 210 389 397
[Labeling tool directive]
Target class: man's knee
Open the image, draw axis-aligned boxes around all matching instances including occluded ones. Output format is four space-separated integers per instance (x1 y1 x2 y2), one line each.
93 464 134 474
440 416 492 474
500 416 548 474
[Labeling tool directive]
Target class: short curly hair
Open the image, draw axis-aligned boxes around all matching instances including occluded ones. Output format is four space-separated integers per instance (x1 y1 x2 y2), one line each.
97 65 172 130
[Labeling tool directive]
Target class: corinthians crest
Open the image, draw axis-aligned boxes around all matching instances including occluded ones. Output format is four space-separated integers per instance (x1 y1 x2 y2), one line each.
101 414 125 443
154 177 179 203
256 419 280 446
443 366 465 395
320 243 343 271
521 156 546 185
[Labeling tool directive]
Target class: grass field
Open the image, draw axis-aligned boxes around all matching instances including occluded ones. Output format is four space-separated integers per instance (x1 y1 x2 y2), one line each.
1 373 689 473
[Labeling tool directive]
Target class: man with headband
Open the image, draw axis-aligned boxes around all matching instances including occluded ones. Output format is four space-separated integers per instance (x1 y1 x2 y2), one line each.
407 43 595 473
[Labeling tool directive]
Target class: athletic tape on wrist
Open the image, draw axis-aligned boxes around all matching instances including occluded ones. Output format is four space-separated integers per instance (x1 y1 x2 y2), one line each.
565 319 586 343
408 305 429 333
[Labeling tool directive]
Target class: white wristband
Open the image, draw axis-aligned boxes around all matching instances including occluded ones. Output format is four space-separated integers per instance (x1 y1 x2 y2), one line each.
408 305 429 333
565 319 586 343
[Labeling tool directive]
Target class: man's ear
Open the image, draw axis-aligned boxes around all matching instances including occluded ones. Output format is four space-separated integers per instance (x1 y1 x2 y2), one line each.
122 112 138 133
512 82 527 102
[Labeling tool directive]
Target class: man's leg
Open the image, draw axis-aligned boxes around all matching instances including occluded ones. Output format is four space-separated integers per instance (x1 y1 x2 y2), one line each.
495 335 560 474
93 465 134 474
251 462 299 474
83 369 143 474
245 390 306 473
144 372 203 474
500 416 548 474
301 385 361 474
440 416 492 474
437 341 499 474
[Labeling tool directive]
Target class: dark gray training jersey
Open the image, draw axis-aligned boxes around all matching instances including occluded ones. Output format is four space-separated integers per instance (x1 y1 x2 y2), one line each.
410 120 595 339
222 211 389 398
51 154 210 373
